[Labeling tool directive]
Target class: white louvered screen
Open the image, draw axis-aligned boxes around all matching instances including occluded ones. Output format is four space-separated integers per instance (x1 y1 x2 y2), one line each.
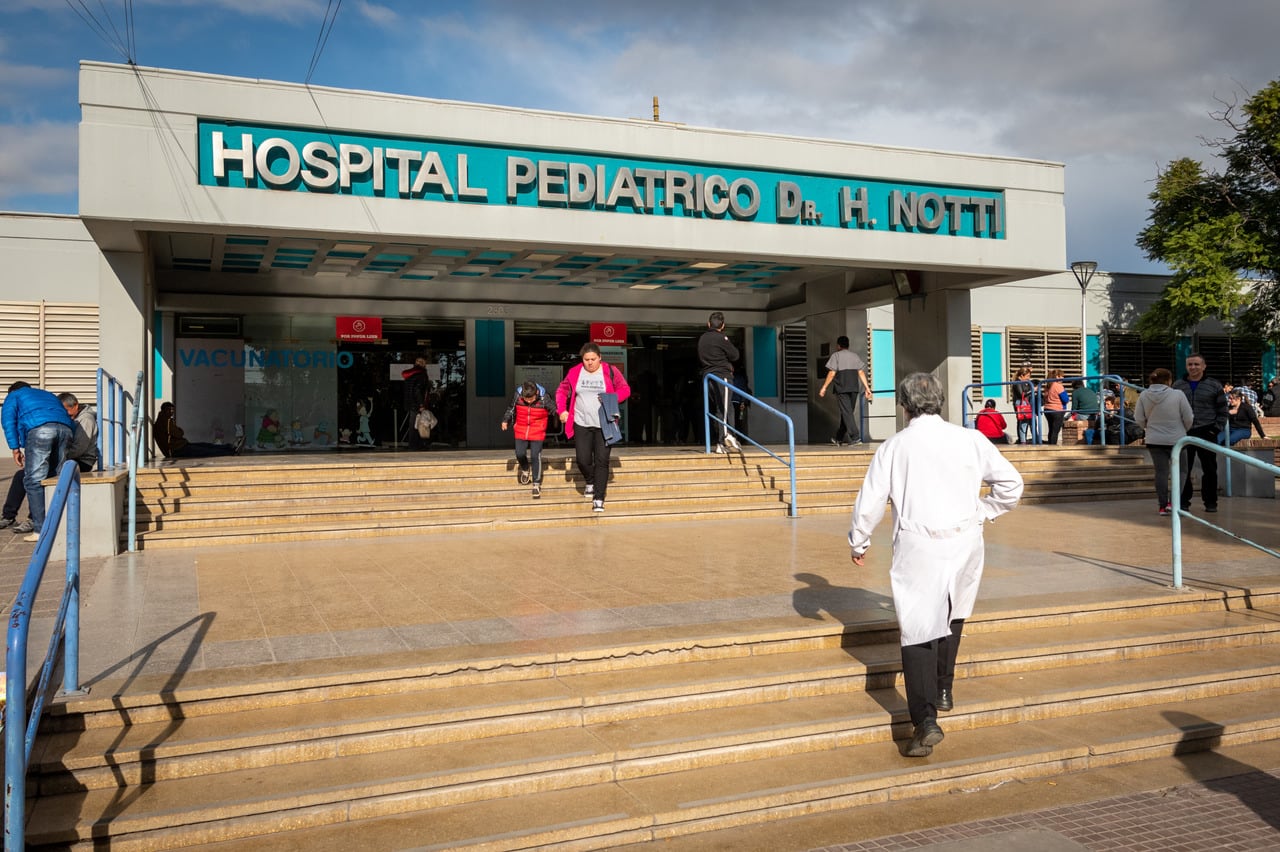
1006 327 1084 378
0 301 100 406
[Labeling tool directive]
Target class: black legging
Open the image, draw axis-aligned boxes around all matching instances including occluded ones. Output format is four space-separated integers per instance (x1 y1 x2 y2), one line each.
1044 410 1066 445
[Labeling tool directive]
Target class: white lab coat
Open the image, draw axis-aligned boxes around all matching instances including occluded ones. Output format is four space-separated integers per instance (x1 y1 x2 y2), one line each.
849 414 1024 646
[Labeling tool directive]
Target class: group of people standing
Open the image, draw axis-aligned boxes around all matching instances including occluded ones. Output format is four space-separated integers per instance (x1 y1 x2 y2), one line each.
1 382 99 544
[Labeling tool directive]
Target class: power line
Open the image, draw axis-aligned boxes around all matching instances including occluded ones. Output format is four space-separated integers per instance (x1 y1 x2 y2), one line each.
63 0 130 62
305 0 344 85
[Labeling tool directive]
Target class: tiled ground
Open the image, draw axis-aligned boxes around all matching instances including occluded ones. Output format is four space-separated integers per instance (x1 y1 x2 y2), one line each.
821 768 1280 851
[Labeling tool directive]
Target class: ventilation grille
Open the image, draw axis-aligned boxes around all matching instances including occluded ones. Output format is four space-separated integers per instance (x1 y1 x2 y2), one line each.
781 323 809 402
1104 331 1173 384
1007 327 1084 378
0 301 100 407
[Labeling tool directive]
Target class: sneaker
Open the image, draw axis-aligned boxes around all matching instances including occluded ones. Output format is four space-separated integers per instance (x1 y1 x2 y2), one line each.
12 519 34 534
1158 505 1171 516
830 437 843 447
713 444 727 454
23 532 39 543
723 434 741 451
0 517 13 530
584 484 595 498
848 439 864 446
518 470 532 486
1205 505 1218 514
592 499 604 513
531 484 541 499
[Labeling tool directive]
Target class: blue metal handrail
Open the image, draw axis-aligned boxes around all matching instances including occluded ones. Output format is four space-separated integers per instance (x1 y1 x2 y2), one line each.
1170 436 1280 589
5 460 83 850
702 374 798 518
127 370 145 552
95 367 135 470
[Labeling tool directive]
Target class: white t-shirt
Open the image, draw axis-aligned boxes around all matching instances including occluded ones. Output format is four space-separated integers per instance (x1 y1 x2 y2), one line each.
573 367 607 428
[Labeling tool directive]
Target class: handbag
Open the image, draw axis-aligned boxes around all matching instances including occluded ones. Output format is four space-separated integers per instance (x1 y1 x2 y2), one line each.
415 409 438 438
1014 401 1032 422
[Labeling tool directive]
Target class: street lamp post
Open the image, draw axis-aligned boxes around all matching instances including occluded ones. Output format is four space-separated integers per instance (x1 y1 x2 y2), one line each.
1071 261 1098 376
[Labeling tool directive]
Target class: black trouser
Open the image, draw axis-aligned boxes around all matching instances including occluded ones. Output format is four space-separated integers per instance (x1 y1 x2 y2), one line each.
834 391 860 443
1146 444 1173 508
708 379 732 445
3 469 26 520
1180 425 1220 508
900 618 965 726
573 426 611 499
1044 410 1065 445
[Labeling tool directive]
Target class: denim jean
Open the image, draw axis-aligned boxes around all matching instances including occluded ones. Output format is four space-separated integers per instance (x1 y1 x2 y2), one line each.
1228 427 1253 446
23 422 73 534
513 438 544 483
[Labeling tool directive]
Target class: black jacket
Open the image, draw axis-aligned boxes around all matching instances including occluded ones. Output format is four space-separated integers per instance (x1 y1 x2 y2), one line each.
697 328 739 379
1172 375 1227 432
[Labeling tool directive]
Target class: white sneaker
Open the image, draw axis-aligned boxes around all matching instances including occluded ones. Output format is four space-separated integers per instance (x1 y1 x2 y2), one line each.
518 470 532 485
713 444 727 454
592 499 604 513
584 484 595 498
23 532 39 543
723 434 741 450
531 484 541 499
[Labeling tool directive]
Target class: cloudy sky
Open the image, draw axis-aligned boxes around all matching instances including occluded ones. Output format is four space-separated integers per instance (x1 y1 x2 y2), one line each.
2 0 1276 274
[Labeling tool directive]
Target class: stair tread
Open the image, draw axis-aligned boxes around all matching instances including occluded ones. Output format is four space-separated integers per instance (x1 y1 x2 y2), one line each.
30 687 1280 847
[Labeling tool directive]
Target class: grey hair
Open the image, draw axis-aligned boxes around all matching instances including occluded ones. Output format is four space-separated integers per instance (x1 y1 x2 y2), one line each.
898 372 945 418
58 392 79 406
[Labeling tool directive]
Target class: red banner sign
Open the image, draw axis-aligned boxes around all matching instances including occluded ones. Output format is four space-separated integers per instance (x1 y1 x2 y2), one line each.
590 322 627 346
336 316 382 341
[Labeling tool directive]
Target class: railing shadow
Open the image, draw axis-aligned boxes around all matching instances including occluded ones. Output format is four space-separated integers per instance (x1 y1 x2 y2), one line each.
792 572 904 733
49 612 216 841
1163 711 1280 831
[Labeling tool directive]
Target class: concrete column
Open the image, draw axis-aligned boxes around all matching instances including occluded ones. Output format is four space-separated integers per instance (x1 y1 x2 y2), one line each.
893 289 973 425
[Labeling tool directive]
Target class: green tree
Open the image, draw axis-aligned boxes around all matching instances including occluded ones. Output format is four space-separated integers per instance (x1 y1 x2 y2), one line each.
1136 80 1280 345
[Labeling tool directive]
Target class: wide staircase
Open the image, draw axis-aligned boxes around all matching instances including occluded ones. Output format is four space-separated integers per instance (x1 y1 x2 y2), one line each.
26 583 1280 849
130 444 1157 548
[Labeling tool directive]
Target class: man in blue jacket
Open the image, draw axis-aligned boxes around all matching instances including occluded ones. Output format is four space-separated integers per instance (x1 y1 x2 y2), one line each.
1172 354 1229 513
2 382 74 543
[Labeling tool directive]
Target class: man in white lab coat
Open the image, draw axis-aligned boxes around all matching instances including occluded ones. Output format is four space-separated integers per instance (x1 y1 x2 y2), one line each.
849 372 1023 757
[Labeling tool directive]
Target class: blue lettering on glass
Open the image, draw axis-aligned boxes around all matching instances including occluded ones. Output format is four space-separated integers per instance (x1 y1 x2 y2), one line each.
197 120 1005 239
177 348 352 368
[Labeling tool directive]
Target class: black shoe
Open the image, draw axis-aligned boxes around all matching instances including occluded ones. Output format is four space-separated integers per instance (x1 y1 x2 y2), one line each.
904 719 944 757
937 689 953 712
1180 504 1191 512
1205 505 1218 513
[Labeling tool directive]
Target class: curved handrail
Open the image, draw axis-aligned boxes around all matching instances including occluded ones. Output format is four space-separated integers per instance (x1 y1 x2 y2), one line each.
4 460 83 850
1170 436 1280 589
702 375 798 518
127 370 145 552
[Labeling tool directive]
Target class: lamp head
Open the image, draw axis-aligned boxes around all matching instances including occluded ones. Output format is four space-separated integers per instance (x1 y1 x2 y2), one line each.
1070 260 1098 292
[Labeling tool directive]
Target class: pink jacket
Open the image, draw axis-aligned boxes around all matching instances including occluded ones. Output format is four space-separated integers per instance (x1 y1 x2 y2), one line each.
556 362 631 439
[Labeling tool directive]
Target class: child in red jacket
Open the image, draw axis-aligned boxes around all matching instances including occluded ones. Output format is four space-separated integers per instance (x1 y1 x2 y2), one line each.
501 381 556 498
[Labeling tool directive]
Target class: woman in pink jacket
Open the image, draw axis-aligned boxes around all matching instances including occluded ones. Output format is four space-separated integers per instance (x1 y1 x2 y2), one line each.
556 343 631 513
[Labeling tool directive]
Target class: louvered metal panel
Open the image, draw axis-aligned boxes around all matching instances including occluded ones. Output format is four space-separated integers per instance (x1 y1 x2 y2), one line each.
1006 327 1084 378
1194 335 1265 389
0 301 100 406
781 323 808 402
1104 331 1174 384
970 325 983 405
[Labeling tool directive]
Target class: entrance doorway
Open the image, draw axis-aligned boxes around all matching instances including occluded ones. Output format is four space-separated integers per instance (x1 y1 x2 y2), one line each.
512 321 744 446
337 319 466 448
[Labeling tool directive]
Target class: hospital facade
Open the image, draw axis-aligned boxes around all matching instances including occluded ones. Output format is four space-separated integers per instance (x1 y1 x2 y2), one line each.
2 62 1274 455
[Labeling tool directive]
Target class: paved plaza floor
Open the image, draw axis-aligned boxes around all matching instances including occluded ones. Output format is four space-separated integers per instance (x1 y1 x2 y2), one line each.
2 490 1278 850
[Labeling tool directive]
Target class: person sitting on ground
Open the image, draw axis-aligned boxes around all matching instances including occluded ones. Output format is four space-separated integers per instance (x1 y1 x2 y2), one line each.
974 399 1009 444
154 402 239 459
1226 389 1267 446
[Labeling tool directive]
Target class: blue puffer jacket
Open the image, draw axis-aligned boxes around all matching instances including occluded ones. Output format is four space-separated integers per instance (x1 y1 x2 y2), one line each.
2 385 74 449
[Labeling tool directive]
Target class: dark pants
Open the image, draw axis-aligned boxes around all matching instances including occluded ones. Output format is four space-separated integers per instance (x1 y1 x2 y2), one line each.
900 618 965 726
708 380 732 445
573 426 611 499
514 438 545 484
1146 444 1173 508
173 442 235 459
1044 410 1065 445
1180 425 1220 509
834 391 861 443
4 470 26 521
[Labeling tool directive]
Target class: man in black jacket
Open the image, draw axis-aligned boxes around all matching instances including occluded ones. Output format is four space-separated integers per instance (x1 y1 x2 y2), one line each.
697 312 740 452
1172 353 1229 513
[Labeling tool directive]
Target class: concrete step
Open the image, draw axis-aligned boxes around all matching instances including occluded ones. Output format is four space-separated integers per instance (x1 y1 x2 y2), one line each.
28 593 1280 848
28 687 1280 849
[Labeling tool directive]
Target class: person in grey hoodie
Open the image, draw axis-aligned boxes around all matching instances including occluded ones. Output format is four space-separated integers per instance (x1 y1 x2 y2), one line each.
1134 367 1194 515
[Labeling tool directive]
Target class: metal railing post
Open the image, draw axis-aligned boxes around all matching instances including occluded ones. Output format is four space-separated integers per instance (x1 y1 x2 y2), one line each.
702 374 798 518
